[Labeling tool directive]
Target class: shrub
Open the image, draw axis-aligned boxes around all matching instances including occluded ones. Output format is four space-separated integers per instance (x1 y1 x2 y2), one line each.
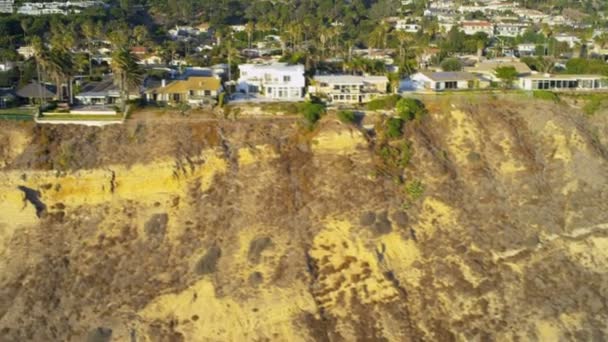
299 102 326 128
405 179 424 200
582 95 607 116
366 94 401 111
337 110 356 124
399 141 412 167
386 117 404 138
533 90 559 102
396 98 427 121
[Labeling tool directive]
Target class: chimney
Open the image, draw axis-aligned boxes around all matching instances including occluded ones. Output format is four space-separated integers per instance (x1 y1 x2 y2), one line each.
161 79 166 87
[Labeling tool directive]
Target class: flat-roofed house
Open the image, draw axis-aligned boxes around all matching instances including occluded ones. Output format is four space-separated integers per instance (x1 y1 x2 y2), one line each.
237 63 305 100
310 75 389 103
411 71 488 91
520 74 607 91
465 60 532 82
145 76 223 106
461 21 494 37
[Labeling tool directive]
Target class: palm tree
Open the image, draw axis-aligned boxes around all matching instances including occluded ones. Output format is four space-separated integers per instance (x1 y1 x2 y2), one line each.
81 20 99 78
368 22 390 57
318 26 331 59
394 30 413 62
47 49 73 103
245 21 255 49
111 48 144 113
31 37 50 105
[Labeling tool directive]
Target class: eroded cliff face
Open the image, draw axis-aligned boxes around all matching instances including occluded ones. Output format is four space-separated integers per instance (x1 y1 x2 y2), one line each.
1 94 608 341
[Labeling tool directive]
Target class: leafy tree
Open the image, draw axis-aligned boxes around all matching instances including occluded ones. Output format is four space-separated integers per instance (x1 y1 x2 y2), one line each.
440 58 463 71
495 66 519 88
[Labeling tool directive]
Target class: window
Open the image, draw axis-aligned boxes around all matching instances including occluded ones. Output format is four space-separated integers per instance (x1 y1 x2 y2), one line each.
283 75 291 82
445 81 457 89
204 90 211 96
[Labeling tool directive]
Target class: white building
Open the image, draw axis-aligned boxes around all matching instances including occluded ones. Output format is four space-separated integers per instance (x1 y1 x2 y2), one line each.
237 63 305 100
411 71 488 91
309 75 388 104
517 43 537 56
495 23 529 37
0 0 14 13
520 74 607 91
461 21 494 37
395 20 421 33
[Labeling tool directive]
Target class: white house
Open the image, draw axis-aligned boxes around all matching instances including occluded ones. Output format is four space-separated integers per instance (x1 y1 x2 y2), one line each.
460 21 494 37
395 20 421 33
237 63 305 100
517 43 537 56
495 23 529 37
520 74 607 91
410 71 488 91
0 0 14 13
309 75 388 104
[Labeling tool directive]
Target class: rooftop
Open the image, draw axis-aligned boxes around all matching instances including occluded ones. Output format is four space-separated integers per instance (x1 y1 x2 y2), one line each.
466 60 532 74
239 62 305 72
419 71 478 82
522 74 605 80
147 76 221 94
313 75 388 84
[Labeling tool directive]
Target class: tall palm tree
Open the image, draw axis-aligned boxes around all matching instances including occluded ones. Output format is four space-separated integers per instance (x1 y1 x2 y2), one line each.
31 37 49 104
47 49 73 103
81 20 99 78
111 48 144 113
368 23 390 57
245 21 255 49
318 26 331 59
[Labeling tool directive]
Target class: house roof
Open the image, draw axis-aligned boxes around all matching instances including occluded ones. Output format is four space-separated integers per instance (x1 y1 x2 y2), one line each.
147 76 221 94
466 61 532 74
419 71 478 82
313 75 388 84
461 21 492 27
16 82 56 98
76 77 120 98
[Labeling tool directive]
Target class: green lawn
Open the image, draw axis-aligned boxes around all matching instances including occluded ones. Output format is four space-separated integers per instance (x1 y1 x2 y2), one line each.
0 107 36 121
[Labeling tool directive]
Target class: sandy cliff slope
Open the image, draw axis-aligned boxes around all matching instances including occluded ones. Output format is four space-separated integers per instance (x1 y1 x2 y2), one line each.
0 94 607 341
